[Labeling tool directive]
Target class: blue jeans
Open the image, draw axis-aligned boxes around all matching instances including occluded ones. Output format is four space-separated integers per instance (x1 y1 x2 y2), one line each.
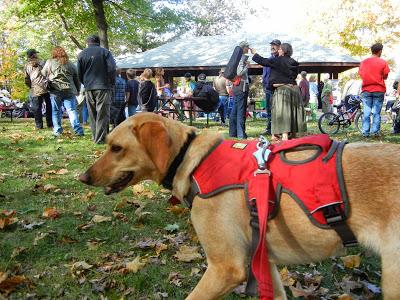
51 94 84 136
265 89 272 131
361 92 384 136
218 95 228 123
125 104 138 118
81 101 88 124
229 91 248 139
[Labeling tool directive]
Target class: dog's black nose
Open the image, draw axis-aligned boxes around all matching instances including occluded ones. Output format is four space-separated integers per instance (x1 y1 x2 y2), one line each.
79 172 92 185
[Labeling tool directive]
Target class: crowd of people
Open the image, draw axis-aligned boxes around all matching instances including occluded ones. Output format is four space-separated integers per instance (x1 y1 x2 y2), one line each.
23 36 400 144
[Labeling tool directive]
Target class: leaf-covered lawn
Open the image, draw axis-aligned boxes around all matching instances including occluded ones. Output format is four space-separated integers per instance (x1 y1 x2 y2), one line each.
1 117 398 299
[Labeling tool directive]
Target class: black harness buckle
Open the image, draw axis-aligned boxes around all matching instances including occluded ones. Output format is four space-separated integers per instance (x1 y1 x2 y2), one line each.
323 204 358 247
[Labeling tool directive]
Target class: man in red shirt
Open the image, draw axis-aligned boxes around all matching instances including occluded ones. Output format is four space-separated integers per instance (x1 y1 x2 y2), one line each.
358 43 390 137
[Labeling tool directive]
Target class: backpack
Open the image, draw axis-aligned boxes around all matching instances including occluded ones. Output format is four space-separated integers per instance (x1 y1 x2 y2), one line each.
192 83 219 112
224 46 243 80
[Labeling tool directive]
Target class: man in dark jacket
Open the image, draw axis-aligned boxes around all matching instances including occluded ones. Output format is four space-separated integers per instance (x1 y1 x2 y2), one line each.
77 35 116 144
24 49 53 129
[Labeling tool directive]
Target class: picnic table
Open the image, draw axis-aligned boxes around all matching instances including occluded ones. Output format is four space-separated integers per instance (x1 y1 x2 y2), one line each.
0 105 16 122
156 96 210 126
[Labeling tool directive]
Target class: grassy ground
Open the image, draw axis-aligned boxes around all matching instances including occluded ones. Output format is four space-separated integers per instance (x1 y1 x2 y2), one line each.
0 116 398 299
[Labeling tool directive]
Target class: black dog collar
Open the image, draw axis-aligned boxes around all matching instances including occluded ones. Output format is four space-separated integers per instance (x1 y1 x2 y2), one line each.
161 131 197 190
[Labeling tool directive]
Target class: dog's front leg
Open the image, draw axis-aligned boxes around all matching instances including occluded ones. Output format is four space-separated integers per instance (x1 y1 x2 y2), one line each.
186 192 250 299
270 263 287 300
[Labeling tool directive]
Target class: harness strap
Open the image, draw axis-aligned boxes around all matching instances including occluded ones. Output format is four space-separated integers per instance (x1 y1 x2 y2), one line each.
161 131 196 190
323 204 358 247
247 174 274 300
245 197 259 297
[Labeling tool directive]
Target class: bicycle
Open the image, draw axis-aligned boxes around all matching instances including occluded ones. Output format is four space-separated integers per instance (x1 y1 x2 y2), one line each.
318 95 363 135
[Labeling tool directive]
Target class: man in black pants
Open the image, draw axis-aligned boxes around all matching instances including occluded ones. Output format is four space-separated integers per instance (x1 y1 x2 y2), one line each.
261 39 281 135
24 49 52 129
77 35 116 144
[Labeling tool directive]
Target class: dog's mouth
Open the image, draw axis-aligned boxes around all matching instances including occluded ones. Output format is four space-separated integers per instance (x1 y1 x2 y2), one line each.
104 171 134 195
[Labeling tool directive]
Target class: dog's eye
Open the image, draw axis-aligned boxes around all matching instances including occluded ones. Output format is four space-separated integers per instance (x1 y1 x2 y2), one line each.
111 145 122 153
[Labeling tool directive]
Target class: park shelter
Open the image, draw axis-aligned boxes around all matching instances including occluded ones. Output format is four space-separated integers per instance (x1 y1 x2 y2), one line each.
116 33 360 84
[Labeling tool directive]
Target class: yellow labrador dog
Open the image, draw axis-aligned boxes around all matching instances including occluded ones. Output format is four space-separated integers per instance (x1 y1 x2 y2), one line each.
79 113 400 300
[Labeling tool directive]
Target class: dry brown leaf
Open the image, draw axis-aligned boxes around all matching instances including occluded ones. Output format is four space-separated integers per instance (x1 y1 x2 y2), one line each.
43 184 58 192
190 267 201 277
0 217 18 229
56 168 68 175
0 275 26 294
166 206 189 216
132 184 145 194
0 272 7 284
125 256 147 273
279 267 296 286
42 207 60 219
174 245 202 262
36 136 45 141
11 247 27 258
81 191 96 201
91 215 112 223
338 294 354 300
155 243 168 256
46 170 57 174
71 261 93 271
340 254 361 269
289 282 318 298
33 232 49 246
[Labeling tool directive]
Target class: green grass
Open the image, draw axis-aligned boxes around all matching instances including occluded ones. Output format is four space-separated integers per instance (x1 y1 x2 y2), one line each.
1 117 398 299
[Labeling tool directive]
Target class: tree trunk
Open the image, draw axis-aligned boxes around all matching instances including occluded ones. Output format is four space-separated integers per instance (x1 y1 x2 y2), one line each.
91 0 109 49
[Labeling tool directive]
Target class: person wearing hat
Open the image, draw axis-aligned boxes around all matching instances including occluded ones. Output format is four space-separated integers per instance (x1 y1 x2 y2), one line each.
229 41 250 139
213 68 229 125
24 49 53 129
77 35 116 144
261 39 281 135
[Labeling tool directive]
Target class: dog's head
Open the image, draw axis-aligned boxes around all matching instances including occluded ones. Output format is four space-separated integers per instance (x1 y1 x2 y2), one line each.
79 113 192 195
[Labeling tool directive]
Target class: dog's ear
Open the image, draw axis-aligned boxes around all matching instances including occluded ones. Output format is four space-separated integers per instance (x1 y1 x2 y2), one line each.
133 121 172 174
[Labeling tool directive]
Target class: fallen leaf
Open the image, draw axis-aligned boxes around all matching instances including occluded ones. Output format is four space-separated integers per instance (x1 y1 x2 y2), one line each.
81 191 96 201
289 282 318 298
43 184 58 192
132 184 145 194
11 247 27 258
125 256 147 273
341 254 361 269
60 235 78 244
174 245 202 262
168 272 183 287
0 275 26 295
166 206 189 216
56 168 68 175
338 294 354 300
22 221 45 230
33 232 49 246
280 267 296 286
91 215 112 223
190 267 201 277
155 243 168 256
71 261 93 271
42 207 60 219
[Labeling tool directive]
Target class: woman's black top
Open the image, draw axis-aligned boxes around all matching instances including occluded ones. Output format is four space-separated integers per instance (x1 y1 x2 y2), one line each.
138 80 156 112
252 53 299 90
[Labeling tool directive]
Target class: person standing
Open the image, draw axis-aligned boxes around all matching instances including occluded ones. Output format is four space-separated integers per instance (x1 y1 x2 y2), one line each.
299 71 310 107
252 43 305 141
213 68 229 126
358 42 390 137
308 75 319 122
41 46 84 137
138 69 157 112
261 39 281 135
321 74 333 113
110 68 126 128
77 35 116 144
341 73 361 110
229 41 250 139
24 49 53 129
125 69 139 117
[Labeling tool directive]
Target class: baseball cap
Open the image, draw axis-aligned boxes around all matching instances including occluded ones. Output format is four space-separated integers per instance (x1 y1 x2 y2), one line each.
198 73 207 82
184 72 192 78
26 49 39 58
239 41 250 48
270 39 281 46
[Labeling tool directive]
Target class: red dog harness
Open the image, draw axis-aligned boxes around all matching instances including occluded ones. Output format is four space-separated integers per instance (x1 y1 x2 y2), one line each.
184 134 356 300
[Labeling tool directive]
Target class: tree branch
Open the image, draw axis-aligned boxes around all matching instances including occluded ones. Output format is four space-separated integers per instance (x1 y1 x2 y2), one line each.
105 0 153 19
57 12 85 50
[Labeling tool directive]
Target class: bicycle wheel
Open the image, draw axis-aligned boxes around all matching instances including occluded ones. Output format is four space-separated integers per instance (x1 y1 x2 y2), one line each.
318 112 340 134
354 111 363 133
